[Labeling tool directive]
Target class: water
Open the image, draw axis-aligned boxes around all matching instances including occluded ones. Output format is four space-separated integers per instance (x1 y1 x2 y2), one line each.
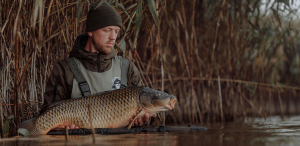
1 116 300 146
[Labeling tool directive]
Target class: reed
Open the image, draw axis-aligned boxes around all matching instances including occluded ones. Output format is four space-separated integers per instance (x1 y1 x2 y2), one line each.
87 104 95 143
1 0 300 135
65 125 68 141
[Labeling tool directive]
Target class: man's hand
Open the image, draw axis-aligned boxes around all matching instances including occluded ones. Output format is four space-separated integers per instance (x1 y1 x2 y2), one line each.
68 124 80 129
130 111 157 127
52 124 80 130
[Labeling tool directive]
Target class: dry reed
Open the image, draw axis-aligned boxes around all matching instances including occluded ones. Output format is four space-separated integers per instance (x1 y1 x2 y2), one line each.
87 104 95 143
65 125 68 141
1 0 300 137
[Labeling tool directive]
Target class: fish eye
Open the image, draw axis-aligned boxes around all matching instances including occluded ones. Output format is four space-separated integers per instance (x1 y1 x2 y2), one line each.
157 93 162 96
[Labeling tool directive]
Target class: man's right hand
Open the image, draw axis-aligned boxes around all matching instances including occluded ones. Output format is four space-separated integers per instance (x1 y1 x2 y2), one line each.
130 111 156 127
52 124 80 130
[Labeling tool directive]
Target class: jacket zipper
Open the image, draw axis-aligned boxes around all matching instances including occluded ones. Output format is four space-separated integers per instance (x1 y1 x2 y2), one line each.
97 53 100 72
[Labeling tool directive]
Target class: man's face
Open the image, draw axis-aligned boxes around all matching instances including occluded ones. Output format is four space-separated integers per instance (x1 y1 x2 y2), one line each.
88 26 120 54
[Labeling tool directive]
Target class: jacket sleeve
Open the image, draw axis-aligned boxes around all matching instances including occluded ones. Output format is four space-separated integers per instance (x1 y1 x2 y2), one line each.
40 60 73 114
127 61 143 87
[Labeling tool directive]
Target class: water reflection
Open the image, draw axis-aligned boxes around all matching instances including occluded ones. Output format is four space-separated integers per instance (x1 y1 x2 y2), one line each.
1 116 300 146
0 133 178 146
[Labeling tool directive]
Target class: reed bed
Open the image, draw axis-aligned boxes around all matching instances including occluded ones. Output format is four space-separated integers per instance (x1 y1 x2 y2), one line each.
1 0 300 136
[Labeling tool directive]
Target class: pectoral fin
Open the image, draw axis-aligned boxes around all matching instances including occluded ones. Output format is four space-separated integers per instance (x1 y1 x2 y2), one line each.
127 110 146 129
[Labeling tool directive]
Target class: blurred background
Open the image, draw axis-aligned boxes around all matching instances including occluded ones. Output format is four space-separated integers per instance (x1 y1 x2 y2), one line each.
1 0 300 135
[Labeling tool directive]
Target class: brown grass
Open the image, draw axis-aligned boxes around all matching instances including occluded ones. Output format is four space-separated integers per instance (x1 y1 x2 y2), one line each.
1 0 300 136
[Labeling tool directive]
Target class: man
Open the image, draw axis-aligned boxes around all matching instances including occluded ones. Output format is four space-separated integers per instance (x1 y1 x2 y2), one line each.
41 1 154 129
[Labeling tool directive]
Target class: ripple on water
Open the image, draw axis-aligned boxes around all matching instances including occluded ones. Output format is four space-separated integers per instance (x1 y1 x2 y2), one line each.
265 129 296 133
272 133 300 136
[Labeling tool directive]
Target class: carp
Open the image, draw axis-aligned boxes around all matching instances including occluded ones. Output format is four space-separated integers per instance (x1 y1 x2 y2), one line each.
18 86 177 135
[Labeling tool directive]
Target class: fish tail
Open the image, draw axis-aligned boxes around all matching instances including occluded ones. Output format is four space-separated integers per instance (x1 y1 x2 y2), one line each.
19 118 43 135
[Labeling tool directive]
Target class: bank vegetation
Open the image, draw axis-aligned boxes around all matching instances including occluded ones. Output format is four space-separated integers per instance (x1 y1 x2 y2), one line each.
1 0 300 137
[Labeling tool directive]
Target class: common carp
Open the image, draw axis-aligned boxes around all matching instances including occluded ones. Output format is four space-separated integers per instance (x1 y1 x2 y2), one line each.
19 86 177 135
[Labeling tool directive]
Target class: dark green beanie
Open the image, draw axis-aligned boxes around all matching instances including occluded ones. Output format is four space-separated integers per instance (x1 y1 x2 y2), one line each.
86 1 122 32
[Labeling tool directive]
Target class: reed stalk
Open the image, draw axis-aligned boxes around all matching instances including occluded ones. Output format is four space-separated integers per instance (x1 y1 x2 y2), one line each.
88 104 95 143
277 90 284 120
0 100 3 138
218 76 224 122
65 125 69 141
13 31 21 134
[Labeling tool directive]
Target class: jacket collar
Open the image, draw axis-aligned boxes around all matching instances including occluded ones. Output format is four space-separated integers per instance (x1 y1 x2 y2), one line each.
69 33 116 62
68 33 117 72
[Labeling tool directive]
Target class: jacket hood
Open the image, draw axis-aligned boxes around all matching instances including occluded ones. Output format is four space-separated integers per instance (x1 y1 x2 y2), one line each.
69 33 116 61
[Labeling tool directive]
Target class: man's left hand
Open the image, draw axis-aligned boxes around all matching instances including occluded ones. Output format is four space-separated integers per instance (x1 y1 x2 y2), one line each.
130 111 156 127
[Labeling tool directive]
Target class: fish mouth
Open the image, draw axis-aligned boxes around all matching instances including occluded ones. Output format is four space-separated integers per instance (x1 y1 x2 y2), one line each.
166 98 177 110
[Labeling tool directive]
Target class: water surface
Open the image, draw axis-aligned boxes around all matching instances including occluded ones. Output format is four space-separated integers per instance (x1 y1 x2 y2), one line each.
1 116 300 146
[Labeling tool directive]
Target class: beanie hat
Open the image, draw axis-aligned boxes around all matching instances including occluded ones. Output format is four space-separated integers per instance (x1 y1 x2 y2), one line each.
86 1 122 32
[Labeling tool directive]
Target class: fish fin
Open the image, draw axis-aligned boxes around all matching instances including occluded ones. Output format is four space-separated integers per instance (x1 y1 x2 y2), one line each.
127 110 146 129
19 118 43 135
147 117 151 126
157 113 163 124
